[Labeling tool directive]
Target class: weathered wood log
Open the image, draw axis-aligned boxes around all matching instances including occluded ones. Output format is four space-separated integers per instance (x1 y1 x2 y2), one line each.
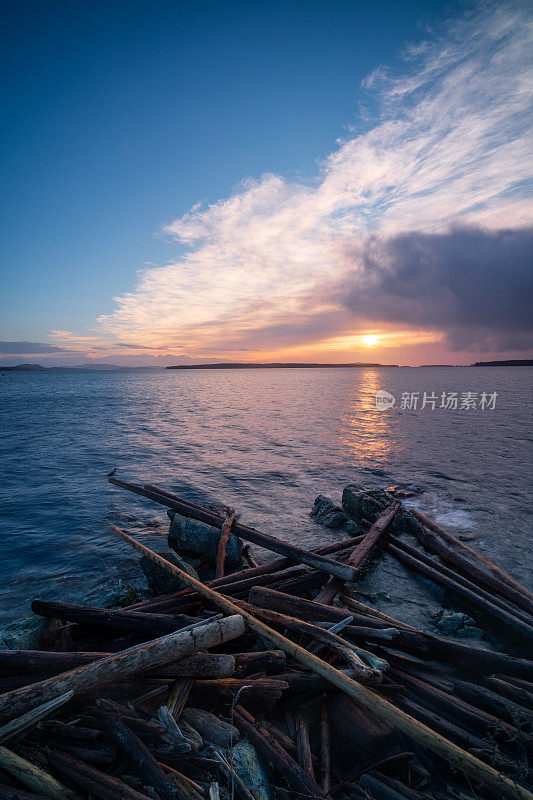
0 615 245 722
237 603 382 683
249 587 533 678
216 513 235 579
191 677 288 708
371 771 428 800
31 600 196 636
180 708 238 748
0 785 50 800
0 747 79 800
387 542 533 640
340 595 417 630
390 668 532 748
233 650 286 675
36 720 101 741
166 678 193 719
279 669 356 695
320 696 330 794
109 478 358 581
110 524 533 800
156 706 192 754
410 508 533 611
45 741 116 766
316 501 400 604
488 677 533 710
389 535 533 626
92 702 166 740
0 691 73 744
496 674 533 692
232 705 326 798
48 748 153 800
0 650 235 679
295 713 315 780
359 773 411 800
397 697 518 774
104 714 185 800
446 678 533 728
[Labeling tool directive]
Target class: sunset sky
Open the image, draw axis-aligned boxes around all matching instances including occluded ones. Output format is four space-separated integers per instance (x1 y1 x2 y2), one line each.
1 0 532 367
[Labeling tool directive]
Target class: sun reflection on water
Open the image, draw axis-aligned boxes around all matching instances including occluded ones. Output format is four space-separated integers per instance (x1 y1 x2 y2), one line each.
338 370 398 467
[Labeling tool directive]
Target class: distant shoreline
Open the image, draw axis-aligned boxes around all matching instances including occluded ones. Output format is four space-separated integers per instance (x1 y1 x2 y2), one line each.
166 361 399 370
1 359 531 372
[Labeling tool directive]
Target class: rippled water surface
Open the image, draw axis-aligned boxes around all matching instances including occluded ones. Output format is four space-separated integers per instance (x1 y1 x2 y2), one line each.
0 366 531 626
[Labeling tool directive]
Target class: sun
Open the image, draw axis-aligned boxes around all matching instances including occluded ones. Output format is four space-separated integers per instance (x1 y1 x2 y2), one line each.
362 334 379 346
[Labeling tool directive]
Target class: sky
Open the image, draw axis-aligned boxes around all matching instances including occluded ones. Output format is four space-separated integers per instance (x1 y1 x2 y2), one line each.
1 0 532 367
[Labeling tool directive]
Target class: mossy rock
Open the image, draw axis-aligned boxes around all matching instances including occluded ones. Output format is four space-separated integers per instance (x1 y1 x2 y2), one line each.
140 549 199 595
168 514 242 567
342 484 423 535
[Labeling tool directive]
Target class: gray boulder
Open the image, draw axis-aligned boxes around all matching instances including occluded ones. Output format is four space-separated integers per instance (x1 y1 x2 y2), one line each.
310 495 361 534
140 548 199 595
168 514 242 567
342 485 423 535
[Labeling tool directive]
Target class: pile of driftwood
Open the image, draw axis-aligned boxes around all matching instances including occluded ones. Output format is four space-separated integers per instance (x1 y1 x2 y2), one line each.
0 479 531 800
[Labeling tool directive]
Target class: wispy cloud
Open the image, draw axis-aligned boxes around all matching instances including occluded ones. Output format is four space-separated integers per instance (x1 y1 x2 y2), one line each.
97 1 533 360
0 341 78 355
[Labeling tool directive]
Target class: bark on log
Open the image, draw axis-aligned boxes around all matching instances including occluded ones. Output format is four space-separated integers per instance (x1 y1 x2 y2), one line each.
295 713 315 780
316 501 400 604
249 587 533 678
191 677 288 708
104 714 185 800
0 691 73 744
410 508 533 611
0 747 79 800
215 514 235 580
0 650 235 679
320 696 330 793
0 616 245 721
387 542 533 640
110 524 533 800
31 601 196 636
232 705 326 799
233 650 286 675
109 478 357 582
48 748 153 800
180 708 238 748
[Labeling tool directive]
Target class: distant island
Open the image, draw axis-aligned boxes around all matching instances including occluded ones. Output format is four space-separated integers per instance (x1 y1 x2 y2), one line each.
471 359 533 367
166 362 399 370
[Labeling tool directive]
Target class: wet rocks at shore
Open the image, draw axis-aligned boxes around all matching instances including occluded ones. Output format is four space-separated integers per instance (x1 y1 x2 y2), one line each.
168 513 242 567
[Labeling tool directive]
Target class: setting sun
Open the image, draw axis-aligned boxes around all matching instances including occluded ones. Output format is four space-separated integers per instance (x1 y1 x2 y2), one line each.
362 334 379 346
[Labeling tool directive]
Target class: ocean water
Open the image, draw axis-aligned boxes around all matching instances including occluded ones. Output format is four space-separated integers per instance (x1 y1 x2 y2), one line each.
0 366 531 630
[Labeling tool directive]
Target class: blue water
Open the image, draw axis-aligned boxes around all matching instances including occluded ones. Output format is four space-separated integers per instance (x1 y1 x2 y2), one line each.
0 366 531 627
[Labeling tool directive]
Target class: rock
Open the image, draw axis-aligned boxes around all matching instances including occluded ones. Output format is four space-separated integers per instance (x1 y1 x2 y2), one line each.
310 495 360 534
342 485 423 535
88 580 141 609
231 740 274 800
0 615 61 650
431 609 483 639
140 549 199 595
168 514 242 567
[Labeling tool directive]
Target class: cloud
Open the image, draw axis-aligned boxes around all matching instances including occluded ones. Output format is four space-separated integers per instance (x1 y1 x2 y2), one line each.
96 1 533 359
336 225 533 351
0 341 78 355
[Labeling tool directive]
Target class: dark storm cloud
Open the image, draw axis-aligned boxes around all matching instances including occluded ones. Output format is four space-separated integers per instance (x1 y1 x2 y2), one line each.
0 341 77 355
338 226 533 351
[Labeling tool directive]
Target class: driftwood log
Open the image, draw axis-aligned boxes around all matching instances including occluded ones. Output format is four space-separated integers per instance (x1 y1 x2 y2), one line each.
110 525 533 800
